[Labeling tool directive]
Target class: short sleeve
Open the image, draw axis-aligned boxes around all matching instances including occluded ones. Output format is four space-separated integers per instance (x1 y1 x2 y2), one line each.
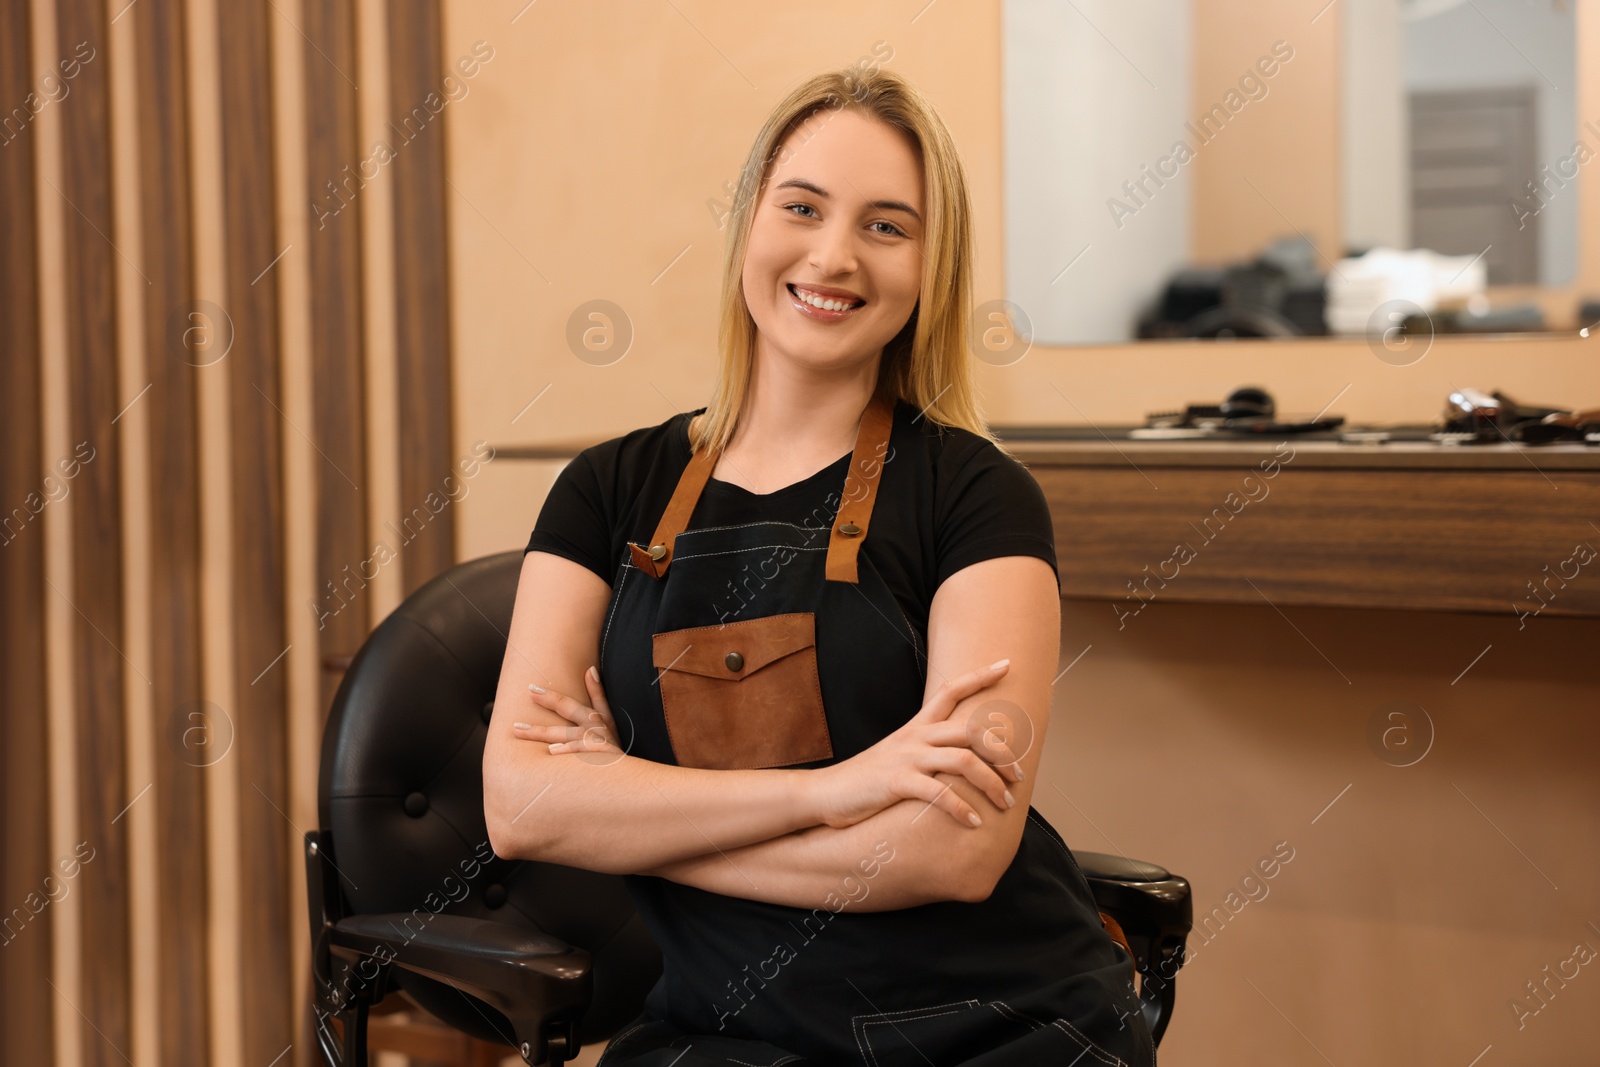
524 450 614 586
933 444 1060 595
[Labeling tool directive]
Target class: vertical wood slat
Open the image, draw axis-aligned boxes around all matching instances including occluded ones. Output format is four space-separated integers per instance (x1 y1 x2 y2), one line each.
54 0 133 1063
214 0 294 1061
302 0 371 724
388 0 456 596
301 4 371 1057
0 0 57 1061
132 1 213 1064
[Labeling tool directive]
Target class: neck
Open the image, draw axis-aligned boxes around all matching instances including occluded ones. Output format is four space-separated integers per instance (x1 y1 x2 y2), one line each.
730 348 881 457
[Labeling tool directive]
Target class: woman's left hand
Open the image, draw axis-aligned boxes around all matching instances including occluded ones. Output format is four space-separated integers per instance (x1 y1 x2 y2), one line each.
512 666 622 755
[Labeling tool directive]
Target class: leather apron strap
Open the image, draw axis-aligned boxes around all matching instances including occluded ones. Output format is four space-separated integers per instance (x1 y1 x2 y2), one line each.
1099 910 1138 981
628 393 895 585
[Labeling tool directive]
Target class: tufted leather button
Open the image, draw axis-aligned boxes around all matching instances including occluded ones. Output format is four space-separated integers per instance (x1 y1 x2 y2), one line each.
403 791 429 818
724 651 743 672
838 521 861 537
649 544 667 561
484 883 507 908
481 700 494 724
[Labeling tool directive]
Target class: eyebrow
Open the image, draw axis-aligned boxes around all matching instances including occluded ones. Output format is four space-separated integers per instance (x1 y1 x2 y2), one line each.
773 177 922 224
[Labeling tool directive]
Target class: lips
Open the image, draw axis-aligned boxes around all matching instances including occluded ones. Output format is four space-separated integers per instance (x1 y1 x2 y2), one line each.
788 282 865 310
785 284 867 324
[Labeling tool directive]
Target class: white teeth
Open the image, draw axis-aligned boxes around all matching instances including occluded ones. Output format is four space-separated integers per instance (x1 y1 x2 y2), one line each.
792 285 861 312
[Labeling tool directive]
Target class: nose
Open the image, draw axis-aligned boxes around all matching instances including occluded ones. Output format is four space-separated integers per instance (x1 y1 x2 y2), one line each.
807 215 861 280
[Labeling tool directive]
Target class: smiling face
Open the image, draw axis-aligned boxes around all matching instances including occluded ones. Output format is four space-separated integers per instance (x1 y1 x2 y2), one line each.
740 106 926 380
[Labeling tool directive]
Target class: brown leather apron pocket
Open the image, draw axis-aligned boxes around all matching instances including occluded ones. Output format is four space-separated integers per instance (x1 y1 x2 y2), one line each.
651 612 833 770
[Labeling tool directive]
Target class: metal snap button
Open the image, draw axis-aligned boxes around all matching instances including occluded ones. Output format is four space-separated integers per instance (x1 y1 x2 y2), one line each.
838 522 861 537
725 651 744 672
649 544 667 561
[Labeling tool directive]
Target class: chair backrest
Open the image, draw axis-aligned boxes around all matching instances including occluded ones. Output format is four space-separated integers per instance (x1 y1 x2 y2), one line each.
317 551 661 1045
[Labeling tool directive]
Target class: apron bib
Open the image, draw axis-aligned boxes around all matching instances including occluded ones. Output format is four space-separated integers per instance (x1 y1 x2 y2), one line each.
599 392 925 770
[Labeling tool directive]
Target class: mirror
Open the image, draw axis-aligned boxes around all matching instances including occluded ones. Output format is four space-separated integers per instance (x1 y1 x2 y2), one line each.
1003 0 1585 346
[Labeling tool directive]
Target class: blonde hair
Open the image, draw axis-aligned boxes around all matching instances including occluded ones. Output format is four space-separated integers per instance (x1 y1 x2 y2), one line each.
693 66 1008 458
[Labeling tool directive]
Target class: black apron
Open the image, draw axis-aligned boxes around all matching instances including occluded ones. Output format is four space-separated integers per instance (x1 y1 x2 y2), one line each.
593 394 1156 1067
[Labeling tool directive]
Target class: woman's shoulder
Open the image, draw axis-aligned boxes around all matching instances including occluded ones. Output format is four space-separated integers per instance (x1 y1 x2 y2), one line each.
892 397 1021 478
576 407 698 480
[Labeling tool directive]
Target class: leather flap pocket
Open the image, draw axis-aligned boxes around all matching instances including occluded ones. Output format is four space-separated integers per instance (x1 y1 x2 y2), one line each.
652 611 832 770
652 612 815 681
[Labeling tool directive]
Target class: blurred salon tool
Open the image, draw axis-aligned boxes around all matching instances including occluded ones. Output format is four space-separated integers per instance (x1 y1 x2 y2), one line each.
1145 386 1342 435
1438 388 1573 442
1516 407 1600 445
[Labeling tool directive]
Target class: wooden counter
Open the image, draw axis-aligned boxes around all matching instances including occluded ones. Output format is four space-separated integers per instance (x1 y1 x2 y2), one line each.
995 433 1600 619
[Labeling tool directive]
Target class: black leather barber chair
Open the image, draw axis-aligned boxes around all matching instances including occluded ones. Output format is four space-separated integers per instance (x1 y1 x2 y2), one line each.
305 552 1192 1065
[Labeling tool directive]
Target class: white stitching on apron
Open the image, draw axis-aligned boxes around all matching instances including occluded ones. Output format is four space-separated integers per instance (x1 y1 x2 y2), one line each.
885 587 925 668
676 517 835 539
851 998 981 1023
1025 808 1084 879
851 999 981 1066
840 579 924 678
666 543 829 564
593 1017 649 1066
1049 1017 1130 1067
599 552 634 666
987 998 1045 1028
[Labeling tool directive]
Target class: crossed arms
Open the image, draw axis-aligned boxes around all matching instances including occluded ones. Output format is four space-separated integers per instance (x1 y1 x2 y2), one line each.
482 549 1061 912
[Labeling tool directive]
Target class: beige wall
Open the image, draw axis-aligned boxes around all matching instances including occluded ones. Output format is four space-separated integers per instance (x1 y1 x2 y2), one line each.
1190 0 1343 265
443 1 1600 1063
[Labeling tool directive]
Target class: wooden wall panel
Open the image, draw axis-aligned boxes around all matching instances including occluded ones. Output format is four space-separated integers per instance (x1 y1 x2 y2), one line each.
15 0 456 1060
0 0 56 1060
132 1 213 1063
389 0 456 597
214 0 294 1061
303 0 372 721
55 0 133 1063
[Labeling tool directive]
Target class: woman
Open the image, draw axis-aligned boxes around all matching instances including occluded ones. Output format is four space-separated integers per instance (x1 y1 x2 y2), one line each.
483 66 1154 1066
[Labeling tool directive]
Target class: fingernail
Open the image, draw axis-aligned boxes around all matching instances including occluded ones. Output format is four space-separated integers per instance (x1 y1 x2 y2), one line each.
529 683 547 694
513 722 531 730
968 812 982 827
1016 767 1025 780
588 665 597 679
1004 790 1015 809
548 743 564 753
990 658 1010 670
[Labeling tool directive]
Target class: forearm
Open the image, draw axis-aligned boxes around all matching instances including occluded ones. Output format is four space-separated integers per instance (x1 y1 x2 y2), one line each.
639 772 991 911
484 744 824 874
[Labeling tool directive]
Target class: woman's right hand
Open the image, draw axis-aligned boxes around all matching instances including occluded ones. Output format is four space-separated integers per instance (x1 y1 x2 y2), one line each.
806 660 1024 831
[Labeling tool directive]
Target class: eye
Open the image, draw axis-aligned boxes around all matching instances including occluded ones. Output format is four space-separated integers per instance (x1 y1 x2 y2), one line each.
783 202 907 238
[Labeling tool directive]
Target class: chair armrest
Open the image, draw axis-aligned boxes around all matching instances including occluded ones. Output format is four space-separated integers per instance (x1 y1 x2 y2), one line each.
1073 850 1171 883
1073 849 1192 936
330 913 591 1063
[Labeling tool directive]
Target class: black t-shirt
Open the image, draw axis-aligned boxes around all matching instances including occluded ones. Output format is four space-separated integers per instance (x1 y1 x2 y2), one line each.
523 398 1060 636
520 404 1144 1059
